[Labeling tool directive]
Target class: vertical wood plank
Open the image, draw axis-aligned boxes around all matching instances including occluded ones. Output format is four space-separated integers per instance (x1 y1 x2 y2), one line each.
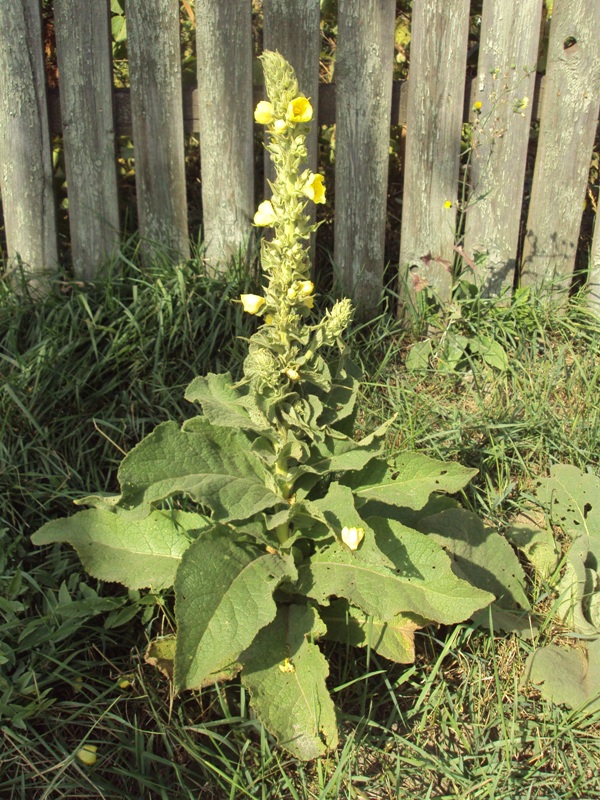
196 0 254 270
0 0 57 291
334 0 395 317
464 0 542 297
54 0 120 280
399 0 470 306
588 209 600 314
127 0 189 263
521 0 600 296
263 0 320 191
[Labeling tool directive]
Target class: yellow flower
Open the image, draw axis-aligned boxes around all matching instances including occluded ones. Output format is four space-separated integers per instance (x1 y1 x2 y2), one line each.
297 280 314 296
341 525 365 550
254 100 275 125
304 173 326 204
77 745 97 766
273 118 288 133
443 200 453 209
240 294 266 314
302 295 315 309
287 96 313 123
285 367 300 381
473 100 482 111
253 200 277 227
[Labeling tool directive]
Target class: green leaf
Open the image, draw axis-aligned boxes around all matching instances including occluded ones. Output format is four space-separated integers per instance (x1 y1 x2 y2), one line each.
405 339 433 371
31 509 200 590
554 536 599 635
302 421 392 480
184 373 269 433
116 419 283 521
345 452 477 511
320 599 424 663
524 637 600 714
416 508 530 611
534 464 600 541
506 513 560 579
315 353 361 430
309 482 366 538
438 333 469 372
174 529 297 690
240 604 338 760
296 517 493 625
470 334 508 371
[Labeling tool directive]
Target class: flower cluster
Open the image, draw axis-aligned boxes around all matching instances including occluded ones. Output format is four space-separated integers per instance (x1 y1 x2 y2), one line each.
238 51 352 421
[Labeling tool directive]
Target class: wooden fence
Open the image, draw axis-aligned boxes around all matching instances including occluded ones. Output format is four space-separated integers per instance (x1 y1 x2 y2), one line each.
0 0 599 317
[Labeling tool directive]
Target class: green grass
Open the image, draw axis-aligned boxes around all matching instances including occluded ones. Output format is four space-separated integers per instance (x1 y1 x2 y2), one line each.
2 255 600 799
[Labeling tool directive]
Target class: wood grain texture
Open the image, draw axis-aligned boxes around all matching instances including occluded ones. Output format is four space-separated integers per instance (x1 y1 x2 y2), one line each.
334 0 396 317
521 0 600 295
54 0 119 280
464 0 542 297
127 0 189 263
399 0 470 306
263 0 320 257
263 0 320 188
196 0 254 271
0 0 57 291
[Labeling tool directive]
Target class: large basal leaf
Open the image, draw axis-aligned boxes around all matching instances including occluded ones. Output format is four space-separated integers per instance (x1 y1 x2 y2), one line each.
414 508 531 615
296 517 493 625
184 372 269 433
240 604 338 760
174 528 297 690
116 418 282 520
31 508 201 590
534 464 600 541
532 466 600 634
344 452 477 511
524 637 600 715
320 598 424 664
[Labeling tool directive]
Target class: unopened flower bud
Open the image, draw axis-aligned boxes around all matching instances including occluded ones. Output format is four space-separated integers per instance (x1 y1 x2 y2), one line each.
254 101 275 125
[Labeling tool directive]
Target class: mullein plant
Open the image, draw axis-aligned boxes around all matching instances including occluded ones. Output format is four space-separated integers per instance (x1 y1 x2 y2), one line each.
32 52 529 760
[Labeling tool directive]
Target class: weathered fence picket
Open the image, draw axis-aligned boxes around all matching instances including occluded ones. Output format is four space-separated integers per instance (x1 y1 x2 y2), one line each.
263 0 321 191
399 0 470 308
54 0 120 280
0 0 599 316
464 0 542 297
127 0 189 263
334 0 395 317
0 0 57 291
521 0 600 295
196 0 254 271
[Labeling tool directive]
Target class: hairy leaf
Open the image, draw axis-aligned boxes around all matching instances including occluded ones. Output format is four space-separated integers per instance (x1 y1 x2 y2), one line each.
174 528 297 690
534 464 600 541
524 637 600 714
296 517 493 624
345 452 477 511
184 372 269 432
116 419 282 520
241 604 338 760
415 509 530 610
320 599 424 663
32 508 201 590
